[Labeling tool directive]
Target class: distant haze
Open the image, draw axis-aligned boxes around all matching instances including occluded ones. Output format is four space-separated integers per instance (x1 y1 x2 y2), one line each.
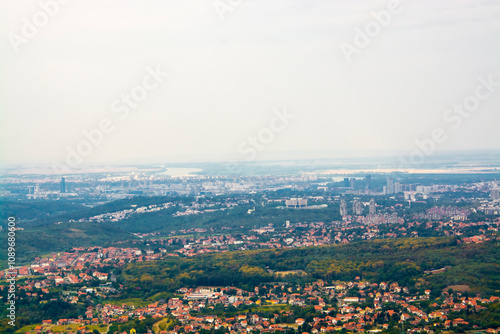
1 0 499 166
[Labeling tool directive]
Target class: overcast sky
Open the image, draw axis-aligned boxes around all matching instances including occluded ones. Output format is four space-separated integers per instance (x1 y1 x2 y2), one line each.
1 0 499 167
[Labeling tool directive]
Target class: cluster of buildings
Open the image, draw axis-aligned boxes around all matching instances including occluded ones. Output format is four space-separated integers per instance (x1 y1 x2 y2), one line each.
0 247 161 281
20 278 500 334
3 170 498 204
0 218 498 333
413 206 471 221
3 218 499 284
115 217 500 258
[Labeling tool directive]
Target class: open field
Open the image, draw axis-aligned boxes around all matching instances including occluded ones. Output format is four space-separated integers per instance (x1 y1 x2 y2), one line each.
16 323 109 334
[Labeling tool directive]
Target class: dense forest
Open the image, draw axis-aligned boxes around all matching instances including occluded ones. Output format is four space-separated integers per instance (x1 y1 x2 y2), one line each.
115 237 500 298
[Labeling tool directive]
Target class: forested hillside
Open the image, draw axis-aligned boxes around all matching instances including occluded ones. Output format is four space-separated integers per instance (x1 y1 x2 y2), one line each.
116 237 500 298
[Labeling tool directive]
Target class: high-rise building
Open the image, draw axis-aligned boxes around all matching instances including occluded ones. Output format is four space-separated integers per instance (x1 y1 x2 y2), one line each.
365 175 371 190
60 177 66 194
343 178 350 187
340 199 348 216
353 200 363 215
385 177 394 195
349 178 356 189
369 198 376 215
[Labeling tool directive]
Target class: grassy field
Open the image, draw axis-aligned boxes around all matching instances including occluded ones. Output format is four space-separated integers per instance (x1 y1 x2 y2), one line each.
245 303 292 313
16 323 109 333
15 324 38 333
152 318 174 333
444 284 472 292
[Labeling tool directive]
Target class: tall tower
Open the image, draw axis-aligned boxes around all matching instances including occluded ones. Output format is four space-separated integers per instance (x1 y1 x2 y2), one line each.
340 199 348 216
353 200 363 215
365 175 371 190
60 177 66 194
369 198 376 215
343 178 349 187
386 177 394 195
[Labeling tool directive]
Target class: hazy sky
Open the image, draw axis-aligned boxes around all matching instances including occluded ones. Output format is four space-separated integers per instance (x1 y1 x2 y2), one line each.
1 0 499 167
